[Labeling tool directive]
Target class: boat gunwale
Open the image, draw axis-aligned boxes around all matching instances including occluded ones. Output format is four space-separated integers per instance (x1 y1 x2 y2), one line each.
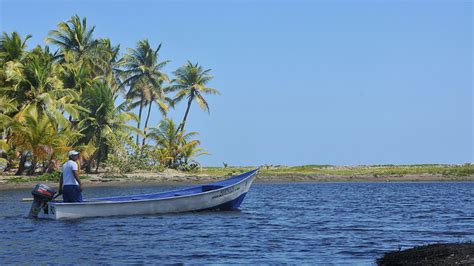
51 169 259 206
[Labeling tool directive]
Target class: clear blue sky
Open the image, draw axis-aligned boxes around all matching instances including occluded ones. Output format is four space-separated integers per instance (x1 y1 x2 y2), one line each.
1 0 472 166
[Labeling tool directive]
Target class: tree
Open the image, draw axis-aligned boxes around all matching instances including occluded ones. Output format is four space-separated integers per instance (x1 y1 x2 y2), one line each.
2 46 82 127
59 60 92 96
0 96 18 172
148 118 205 169
1 46 84 175
118 39 169 146
46 15 98 63
0 31 31 124
132 79 172 148
77 80 139 172
8 106 79 175
47 15 119 83
0 31 31 65
180 139 208 168
170 61 219 133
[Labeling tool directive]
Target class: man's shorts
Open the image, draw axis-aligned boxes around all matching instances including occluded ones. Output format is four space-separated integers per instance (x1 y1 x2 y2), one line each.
62 185 83 202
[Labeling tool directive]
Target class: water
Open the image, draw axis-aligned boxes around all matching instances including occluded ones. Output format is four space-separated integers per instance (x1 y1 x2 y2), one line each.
0 182 473 264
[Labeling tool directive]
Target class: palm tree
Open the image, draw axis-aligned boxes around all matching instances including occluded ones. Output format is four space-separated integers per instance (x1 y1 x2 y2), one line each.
2 46 83 127
0 139 10 169
1 32 32 174
47 15 119 81
148 118 204 169
180 139 208 167
0 32 31 119
0 31 31 65
58 59 94 126
135 79 172 148
95 38 121 85
0 96 17 131
148 118 182 168
59 61 92 96
8 106 79 175
46 15 97 63
170 61 220 133
0 96 17 172
118 39 169 146
77 80 139 172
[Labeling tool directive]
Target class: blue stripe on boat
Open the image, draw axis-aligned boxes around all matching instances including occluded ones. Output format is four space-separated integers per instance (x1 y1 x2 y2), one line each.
86 169 259 202
200 192 248 211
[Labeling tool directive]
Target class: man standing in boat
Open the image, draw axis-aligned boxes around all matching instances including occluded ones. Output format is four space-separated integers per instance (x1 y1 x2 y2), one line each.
58 150 83 202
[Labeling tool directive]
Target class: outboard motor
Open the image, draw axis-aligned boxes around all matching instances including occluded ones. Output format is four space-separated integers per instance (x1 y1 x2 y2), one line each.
28 184 56 218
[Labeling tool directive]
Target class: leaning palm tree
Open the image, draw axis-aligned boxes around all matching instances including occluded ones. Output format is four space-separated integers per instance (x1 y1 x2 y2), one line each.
117 39 169 146
170 61 220 133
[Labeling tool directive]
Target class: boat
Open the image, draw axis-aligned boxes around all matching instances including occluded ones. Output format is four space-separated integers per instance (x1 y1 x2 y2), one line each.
33 168 259 220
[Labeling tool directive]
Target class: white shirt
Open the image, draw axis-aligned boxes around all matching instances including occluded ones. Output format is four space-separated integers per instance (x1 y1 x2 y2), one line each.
62 160 79 186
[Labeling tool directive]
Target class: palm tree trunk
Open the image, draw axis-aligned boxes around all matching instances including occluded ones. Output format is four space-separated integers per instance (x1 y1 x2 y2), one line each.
95 133 102 173
3 158 13 172
95 156 101 173
15 153 27 175
85 159 92 174
43 155 56 173
27 159 37 175
178 98 193 133
68 115 75 130
136 97 144 146
141 102 153 148
42 160 48 174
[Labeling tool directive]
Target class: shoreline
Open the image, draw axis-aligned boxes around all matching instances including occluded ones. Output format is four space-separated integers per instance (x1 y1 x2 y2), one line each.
1 172 473 191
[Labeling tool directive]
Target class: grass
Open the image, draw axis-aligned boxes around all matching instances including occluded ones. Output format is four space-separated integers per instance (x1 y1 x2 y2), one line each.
200 164 474 178
6 171 92 183
199 166 255 177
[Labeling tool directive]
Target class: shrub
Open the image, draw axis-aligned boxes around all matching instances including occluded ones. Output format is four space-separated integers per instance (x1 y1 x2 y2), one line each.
36 171 61 182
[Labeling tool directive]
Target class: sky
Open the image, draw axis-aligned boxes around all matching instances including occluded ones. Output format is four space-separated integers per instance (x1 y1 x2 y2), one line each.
1 0 472 166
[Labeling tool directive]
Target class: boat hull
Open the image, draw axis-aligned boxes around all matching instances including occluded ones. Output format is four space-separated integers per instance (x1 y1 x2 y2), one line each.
43 170 257 220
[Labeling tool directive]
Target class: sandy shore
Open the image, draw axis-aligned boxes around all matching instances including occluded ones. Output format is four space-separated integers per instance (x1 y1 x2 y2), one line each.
1 169 473 190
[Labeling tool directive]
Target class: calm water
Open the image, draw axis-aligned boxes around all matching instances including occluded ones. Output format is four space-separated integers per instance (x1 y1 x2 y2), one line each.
0 182 473 264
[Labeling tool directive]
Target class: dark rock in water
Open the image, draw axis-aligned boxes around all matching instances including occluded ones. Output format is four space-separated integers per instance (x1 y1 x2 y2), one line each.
377 243 474 265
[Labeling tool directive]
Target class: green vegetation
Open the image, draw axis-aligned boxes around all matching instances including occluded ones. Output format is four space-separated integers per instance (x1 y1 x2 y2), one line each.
7 171 92 183
170 61 219 133
0 15 216 175
201 164 474 178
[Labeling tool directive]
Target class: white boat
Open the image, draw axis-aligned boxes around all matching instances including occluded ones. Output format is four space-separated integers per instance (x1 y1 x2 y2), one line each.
37 168 259 220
